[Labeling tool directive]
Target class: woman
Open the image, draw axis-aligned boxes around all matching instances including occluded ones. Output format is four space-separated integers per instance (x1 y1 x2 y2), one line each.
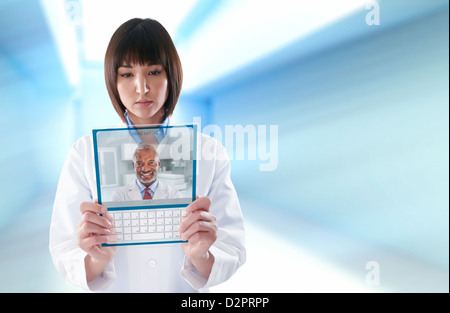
49 18 246 292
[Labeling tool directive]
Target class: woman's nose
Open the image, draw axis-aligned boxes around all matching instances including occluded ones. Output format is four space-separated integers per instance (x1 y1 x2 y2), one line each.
136 74 149 95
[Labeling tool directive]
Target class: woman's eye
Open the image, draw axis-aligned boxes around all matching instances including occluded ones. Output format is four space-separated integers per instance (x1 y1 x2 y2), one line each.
120 73 132 78
148 71 161 76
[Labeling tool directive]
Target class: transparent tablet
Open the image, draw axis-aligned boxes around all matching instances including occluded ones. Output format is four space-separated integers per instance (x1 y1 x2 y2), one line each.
92 124 197 246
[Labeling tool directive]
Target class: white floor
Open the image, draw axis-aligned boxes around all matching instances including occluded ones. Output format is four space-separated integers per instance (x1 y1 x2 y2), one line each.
210 197 449 293
0 191 447 293
210 220 449 293
210 221 384 293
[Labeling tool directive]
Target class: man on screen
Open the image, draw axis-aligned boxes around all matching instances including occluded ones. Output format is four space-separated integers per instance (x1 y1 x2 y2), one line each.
112 144 181 201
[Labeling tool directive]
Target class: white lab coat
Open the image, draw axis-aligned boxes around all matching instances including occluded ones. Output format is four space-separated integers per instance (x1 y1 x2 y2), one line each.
49 118 246 292
111 179 180 201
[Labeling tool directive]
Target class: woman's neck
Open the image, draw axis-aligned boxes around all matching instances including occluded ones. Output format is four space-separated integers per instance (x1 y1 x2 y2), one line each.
126 109 166 145
127 110 165 126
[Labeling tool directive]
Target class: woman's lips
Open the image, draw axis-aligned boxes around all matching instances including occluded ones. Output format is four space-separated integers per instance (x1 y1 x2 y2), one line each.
136 99 153 107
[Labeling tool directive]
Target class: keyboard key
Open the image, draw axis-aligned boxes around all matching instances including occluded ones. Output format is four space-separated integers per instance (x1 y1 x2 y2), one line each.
133 233 164 241
113 227 123 234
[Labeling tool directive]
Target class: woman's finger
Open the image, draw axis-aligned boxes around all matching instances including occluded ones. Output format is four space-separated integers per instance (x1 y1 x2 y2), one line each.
184 196 211 214
78 221 111 239
181 220 218 241
79 235 111 253
179 210 215 234
80 200 107 215
81 211 113 229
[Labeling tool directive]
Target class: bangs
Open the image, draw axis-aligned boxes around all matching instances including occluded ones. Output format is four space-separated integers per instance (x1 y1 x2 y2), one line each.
114 22 168 69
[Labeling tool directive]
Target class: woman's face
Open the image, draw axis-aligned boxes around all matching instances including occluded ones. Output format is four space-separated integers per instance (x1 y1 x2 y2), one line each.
116 63 169 125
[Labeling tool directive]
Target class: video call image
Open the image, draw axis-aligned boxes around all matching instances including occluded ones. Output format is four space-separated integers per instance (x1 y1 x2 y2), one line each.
93 125 197 209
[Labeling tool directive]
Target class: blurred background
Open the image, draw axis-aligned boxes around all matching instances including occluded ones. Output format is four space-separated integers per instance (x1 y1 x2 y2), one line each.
0 0 448 292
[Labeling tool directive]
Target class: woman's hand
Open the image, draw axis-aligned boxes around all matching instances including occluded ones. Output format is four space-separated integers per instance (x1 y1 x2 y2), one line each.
179 196 218 279
77 200 116 282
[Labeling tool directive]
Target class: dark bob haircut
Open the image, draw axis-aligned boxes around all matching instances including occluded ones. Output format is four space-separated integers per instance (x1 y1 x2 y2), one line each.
104 18 183 122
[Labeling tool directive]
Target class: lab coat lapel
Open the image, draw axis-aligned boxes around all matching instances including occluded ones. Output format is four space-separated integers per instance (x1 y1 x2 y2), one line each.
126 180 142 201
152 180 166 199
